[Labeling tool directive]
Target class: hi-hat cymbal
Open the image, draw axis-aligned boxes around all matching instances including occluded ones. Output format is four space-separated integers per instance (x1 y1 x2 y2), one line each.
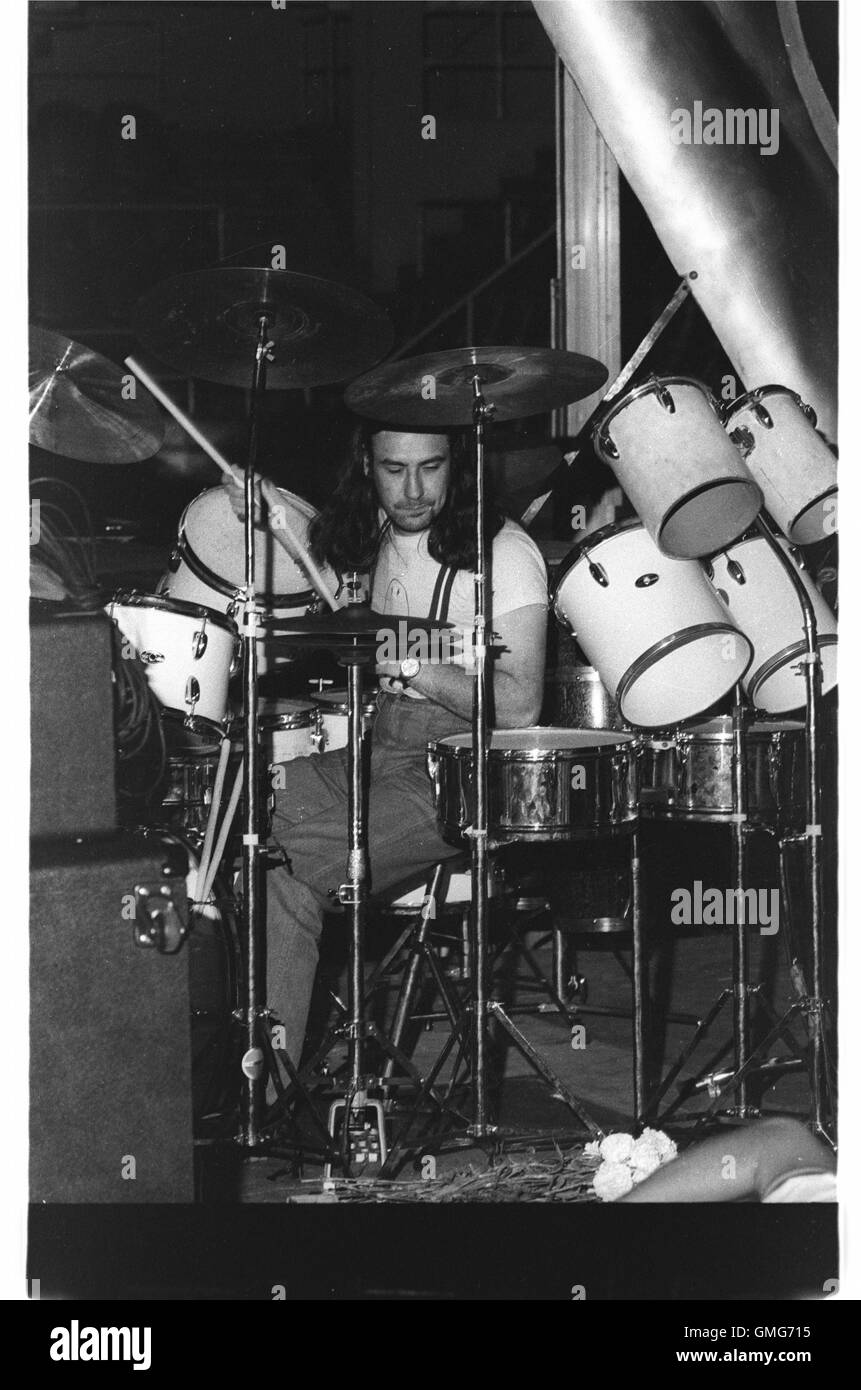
132 267 394 390
344 346 609 428
29 326 165 464
263 604 454 654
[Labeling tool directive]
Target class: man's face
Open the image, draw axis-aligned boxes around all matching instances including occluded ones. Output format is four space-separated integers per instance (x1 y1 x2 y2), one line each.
369 431 451 534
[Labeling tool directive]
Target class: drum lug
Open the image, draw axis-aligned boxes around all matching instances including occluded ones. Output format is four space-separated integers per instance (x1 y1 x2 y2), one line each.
651 376 676 414
166 545 181 575
595 427 619 461
139 650 165 665
184 676 201 724
634 573 659 588
750 393 774 429
729 424 755 458
795 393 817 426
426 746 440 793
726 559 746 585
192 627 209 659
588 561 609 588
311 710 326 752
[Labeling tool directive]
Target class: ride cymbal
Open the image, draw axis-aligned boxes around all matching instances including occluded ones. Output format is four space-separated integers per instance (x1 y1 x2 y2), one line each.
344 346 609 427
132 267 394 390
29 326 165 464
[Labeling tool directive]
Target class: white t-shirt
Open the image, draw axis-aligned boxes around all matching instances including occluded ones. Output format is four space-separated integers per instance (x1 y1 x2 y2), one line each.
371 519 548 698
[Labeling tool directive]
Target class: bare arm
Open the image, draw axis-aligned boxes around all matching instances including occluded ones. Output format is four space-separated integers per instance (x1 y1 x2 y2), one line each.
376 602 547 727
620 1118 835 1203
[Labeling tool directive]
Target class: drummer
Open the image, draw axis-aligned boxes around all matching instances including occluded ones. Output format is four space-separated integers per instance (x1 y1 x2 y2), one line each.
227 420 548 1071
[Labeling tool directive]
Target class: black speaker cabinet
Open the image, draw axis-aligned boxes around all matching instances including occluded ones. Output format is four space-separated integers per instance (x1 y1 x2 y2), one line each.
30 607 117 841
30 834 194 1202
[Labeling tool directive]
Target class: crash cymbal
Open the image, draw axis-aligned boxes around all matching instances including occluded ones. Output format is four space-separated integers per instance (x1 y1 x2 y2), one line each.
132 267 394 390
344 346 609 428
262 604 454 654
29 326 165 464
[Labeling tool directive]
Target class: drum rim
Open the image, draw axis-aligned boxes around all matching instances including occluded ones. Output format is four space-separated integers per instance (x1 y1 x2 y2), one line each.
723 384 808 422
790 486 838 539
429 727 637 756
647 716 805 744
550 517 646 599
313 691 380 714
174 531 318 608
261 712 314 731
163 708 231 736
748 634 838 706
617 622 753 725
592 375 719 458
109 588 237 634
656 476 763 556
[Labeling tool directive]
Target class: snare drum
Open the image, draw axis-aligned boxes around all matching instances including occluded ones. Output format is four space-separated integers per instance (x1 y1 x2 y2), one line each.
593 376 762 557
311 688 379 752
159 485 339 672
427 728 640 844
725 386 837 545
107 591 237 735
552 521 752 728
639 717 805 826
706 536 837 713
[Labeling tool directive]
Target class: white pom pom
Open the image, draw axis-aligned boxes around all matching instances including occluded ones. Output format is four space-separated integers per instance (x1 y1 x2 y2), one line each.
593 1161 635 1202
600 1132 635 1163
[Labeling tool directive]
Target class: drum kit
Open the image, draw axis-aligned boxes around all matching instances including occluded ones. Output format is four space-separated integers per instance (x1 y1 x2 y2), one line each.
29 253 838 1162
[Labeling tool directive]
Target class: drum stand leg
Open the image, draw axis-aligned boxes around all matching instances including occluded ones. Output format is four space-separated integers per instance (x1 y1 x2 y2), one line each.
688 524 837 1142
643 688 763 1127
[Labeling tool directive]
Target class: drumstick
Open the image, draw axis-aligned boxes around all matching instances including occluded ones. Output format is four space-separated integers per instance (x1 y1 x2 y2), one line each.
193 735 232 902
259 477 339 612
198 757 245 906
123 356 243 486
126 356 339 611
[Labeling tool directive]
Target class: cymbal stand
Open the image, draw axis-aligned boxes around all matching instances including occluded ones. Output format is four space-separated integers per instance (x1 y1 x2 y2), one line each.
236 312 270 1147
468 375 493 1136
459 375 601 1142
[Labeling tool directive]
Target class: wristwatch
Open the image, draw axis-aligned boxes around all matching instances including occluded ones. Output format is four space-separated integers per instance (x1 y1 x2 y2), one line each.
399 656 422 687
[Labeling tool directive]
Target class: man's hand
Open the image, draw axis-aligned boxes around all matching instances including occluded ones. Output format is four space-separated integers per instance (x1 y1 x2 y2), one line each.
223 473 264 526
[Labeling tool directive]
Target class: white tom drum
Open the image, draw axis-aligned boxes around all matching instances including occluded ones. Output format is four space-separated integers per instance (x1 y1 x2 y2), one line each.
310 688 379 752
552 520 752 729
428 728 640 844
724 386 837 545
593 376 762 558
258 698 317 765
107 591 237 735
158 485 340 671
705 536 837 713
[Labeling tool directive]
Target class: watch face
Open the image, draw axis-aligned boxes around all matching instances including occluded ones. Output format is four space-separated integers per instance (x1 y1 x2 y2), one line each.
401 656 421 679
